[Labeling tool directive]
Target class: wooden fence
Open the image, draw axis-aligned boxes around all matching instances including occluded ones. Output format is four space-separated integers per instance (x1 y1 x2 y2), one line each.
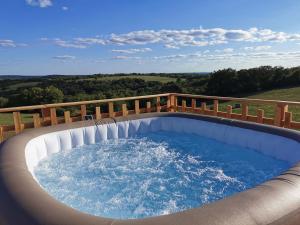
0 93 300 143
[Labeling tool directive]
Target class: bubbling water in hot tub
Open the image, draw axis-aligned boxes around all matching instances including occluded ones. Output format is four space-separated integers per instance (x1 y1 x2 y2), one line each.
34 126 289 219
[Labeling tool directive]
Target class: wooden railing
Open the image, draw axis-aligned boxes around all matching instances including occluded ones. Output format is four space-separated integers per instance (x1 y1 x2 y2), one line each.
0 93 300 143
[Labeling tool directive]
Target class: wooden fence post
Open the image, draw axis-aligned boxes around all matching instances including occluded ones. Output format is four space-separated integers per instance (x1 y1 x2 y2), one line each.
167 97 171 112
275 103 288 127
146 102 151 113
242 103 248 121
13 112 22 134
135 100 140 114
192 99 196 111
108 102 114 118
122 104 128 116
0 126 4 143
95 106 101 120
182 100 186 112
174 96 178 112
50 108 57 125
80 105 87 120
201 102 206 113
257 109 264 124
227 105 232 118
284 112 292 128
33 114 41 128
168 95 175 112
41 108 50 121
64 111 72 123
156 97 161 112
213 100 219 116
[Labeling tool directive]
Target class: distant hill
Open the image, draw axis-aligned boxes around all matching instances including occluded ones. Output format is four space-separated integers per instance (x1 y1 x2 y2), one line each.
0 75 38 80
0 72 210 80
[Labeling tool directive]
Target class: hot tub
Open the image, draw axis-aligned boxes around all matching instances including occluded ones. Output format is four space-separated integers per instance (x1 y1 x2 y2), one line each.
1 112 300 225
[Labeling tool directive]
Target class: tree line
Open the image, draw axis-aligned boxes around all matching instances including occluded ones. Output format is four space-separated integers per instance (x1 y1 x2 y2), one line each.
0 66 300 108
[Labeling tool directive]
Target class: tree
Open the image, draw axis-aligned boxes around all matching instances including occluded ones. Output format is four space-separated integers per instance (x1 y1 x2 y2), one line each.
21 86 63 105
0 97 8 108
206 69 238 96
161 82 183 93
21 87 44 105
43 86 64 103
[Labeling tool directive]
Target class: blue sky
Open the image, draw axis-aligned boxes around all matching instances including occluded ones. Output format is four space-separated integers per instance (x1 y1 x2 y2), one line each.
1 0 300 75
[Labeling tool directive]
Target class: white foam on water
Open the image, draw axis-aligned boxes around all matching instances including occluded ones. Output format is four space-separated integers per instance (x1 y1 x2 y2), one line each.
34 131 289 219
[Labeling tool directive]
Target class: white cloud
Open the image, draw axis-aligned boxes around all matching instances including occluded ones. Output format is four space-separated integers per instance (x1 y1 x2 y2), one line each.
26 0 52 8
53 55 76 60
0 40 17 47
41 38 87 49
149 50 300 63
62 6 68 11
111 48 152 54
107 27 300 48
164 44 180 49
215 48 234 53
112 56 141 60
73 38 106 46
243 45 272 51
44 27 300 50
0 39 27 47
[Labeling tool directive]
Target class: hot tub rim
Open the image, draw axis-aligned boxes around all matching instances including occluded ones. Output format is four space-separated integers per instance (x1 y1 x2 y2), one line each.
1 112 300 225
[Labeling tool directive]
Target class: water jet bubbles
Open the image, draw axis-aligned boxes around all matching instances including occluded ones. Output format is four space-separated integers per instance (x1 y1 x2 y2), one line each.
34 131 289 219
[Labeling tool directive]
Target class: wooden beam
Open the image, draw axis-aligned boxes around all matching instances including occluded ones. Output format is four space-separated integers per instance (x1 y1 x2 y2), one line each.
182 100 186 112
201 102 206 113
284 111 292 128
192 99 196 111
156 96 161 112
168 95 175 112
275 103 288 127
242 103 248 120
257 109 264 124
95 107 101 120
64 111 72 123
0 126 4 143
80 105 87 120
41 108 50 121
167 96 171 111
122 104 127 116
33 114 41 128
135 100 140 114
50 108 57 125
108 102 114 118
213 100 218 116
227 105 232 118
13 112 22 134
174 96 178 111
146 102 151 113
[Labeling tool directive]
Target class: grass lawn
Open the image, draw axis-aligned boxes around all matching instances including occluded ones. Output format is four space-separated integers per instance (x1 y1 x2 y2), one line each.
218 86 300 121
0 113 33 126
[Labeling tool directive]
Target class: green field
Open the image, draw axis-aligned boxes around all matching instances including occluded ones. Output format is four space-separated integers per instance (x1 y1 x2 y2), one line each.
0 113 33 126
7 82 40 90
79 75 178 83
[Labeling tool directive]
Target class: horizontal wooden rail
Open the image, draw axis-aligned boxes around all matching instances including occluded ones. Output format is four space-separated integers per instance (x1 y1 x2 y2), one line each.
174 93 300 107
0 93 171 113
0 93 300 143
